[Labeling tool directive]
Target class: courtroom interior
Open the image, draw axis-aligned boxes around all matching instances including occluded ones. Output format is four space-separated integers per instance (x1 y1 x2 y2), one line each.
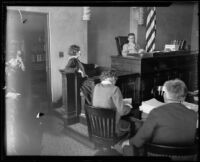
4 2 199 159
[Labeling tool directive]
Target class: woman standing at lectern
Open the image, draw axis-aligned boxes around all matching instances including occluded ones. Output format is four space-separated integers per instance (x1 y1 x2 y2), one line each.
65 44 98 105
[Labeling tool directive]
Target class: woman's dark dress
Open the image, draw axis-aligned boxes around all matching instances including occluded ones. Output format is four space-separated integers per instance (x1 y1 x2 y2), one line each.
65 57 99 105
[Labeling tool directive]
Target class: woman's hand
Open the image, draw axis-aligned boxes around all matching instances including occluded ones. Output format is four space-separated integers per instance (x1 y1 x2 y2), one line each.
94 64 99 68
78 69 87 78
121 139 130 148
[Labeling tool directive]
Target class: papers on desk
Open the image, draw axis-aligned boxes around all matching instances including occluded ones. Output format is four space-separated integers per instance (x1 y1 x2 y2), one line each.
123 98 132 108
139 98 164 114
182 101 198 112
139 98 199 114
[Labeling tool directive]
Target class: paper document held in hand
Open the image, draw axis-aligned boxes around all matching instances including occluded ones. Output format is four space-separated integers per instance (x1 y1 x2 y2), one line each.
123 98 132 108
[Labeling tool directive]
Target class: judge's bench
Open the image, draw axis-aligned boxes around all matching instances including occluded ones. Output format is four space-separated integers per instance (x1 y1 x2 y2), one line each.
111 51 198 102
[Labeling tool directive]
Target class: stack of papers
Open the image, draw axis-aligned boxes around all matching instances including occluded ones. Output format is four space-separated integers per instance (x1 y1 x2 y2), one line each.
139 98 199 114
139 98 164 114
182 101 198 112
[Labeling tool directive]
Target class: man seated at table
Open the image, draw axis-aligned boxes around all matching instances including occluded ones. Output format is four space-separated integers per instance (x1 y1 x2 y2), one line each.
92 70 132 135
121 79 198 155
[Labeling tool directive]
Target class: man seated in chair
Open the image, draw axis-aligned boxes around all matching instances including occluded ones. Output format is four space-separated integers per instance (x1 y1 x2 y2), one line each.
122 33 144 57
92 70 132 135
121 79 198 155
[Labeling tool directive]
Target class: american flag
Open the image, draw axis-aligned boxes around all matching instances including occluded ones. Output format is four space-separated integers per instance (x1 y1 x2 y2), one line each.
145 7 156 52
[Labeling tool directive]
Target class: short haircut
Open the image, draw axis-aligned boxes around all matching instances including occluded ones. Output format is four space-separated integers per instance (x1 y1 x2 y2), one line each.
68 45 80 56
128 33 135 37
100 70 118 81
164 79 188 100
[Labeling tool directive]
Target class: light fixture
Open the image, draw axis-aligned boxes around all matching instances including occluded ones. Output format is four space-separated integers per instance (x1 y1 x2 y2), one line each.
131 7 144 25
82 7 91 21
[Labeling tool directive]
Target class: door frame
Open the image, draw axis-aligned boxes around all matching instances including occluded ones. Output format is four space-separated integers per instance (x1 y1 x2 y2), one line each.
7 9 52 107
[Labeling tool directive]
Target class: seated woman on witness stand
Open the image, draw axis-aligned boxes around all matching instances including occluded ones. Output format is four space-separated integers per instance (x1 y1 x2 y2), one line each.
121 79 198 155
64 44 98 105
92 70 132 135
122 33 144 57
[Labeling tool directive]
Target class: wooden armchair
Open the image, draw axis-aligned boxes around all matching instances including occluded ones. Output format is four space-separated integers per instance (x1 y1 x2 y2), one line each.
115 36 128 56
84 104 129 149
145 143 198 161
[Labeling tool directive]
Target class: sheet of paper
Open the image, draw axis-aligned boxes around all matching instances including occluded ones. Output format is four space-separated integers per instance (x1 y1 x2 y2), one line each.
139 98 164 114
182 101 198 112
140 98 198 114
123 98 132 108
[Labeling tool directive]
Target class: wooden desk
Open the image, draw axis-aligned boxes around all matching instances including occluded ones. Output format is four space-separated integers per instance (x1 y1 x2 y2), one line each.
111 51 198 101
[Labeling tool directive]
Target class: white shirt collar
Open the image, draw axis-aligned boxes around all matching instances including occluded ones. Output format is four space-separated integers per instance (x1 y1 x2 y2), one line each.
101 80 112 85
68 55 79 61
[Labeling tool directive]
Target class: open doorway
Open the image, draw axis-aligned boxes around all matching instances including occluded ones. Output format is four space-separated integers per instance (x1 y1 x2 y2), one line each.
6 9 51 113
6 9 50 155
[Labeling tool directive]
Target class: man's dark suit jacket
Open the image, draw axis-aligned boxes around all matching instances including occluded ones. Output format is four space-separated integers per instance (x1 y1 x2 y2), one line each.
130 103 197 147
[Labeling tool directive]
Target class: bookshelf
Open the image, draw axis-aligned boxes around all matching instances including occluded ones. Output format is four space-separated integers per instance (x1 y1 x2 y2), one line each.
31 34 46 71
30 33 47 98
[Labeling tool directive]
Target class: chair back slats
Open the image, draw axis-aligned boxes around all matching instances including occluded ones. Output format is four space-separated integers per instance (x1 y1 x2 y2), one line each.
85 105 117 146
107 118 110 138
98 117 102 137
110 118 114 138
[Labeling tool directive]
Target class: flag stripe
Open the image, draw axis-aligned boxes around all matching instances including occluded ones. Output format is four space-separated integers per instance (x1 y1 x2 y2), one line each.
146 17 156 40
147 31 155 49
146 25 156 43
147 37 155 52
146 35 155 52
146 11 156 31
146 7 156 52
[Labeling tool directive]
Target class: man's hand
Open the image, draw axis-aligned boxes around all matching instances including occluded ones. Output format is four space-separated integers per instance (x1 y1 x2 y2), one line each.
121 139 130 148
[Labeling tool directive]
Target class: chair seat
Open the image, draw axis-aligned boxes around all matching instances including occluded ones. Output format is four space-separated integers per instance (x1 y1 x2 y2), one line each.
94 148 122 156
145 143 198 161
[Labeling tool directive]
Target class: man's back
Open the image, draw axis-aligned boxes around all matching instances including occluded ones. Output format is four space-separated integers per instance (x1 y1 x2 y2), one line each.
151 103 197 145
130 103 197 148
